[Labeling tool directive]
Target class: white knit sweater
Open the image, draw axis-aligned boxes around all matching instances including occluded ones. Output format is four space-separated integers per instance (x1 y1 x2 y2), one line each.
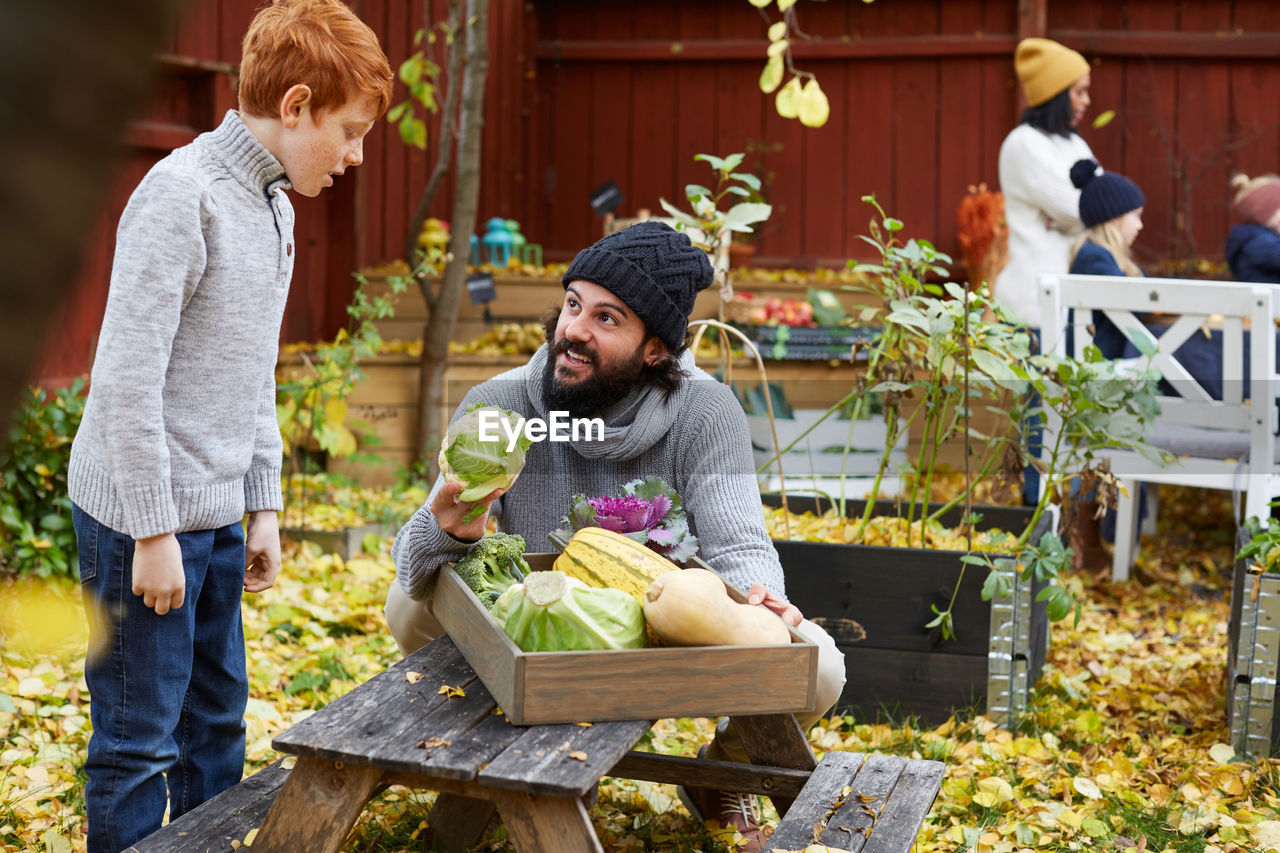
994 124 1094 326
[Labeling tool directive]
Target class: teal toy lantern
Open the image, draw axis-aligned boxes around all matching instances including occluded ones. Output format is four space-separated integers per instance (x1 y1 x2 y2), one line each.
481 217 513 266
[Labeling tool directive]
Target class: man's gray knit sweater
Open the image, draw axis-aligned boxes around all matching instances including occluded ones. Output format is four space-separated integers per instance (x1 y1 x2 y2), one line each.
392 345 787 600
69 111 293 539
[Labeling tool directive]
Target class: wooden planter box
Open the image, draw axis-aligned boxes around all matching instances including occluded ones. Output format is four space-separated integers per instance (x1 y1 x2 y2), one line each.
763 495 1052 726
280 524 395 559
1228 528 1280 756
747 409 908 478
433 553 819 725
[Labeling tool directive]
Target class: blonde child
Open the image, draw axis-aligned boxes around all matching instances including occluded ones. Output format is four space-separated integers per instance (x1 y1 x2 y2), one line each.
1068 158 1145 279
1064 158 1147 566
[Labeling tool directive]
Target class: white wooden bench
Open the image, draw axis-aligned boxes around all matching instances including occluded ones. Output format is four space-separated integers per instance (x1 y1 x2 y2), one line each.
1038 273 1280 580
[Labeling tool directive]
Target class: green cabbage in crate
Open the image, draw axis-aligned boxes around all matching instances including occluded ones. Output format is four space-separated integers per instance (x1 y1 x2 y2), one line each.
491 571 646 652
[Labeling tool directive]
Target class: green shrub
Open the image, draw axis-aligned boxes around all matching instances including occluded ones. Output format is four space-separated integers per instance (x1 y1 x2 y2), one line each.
0 378 86 578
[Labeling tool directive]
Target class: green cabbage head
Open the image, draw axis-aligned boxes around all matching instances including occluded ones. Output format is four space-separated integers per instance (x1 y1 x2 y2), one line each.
491 570 646 652
439 403 533 503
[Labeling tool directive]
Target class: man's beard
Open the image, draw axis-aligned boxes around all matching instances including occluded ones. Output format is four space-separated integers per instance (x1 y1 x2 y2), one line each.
541 336 648 418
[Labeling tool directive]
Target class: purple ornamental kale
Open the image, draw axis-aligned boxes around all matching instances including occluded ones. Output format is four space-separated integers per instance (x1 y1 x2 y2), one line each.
562 476 699 562
585 494 672 534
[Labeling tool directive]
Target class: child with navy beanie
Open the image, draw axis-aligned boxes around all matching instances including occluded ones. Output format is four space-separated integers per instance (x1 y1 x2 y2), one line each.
1065 158 1147 567
1067 158 1146 358
1069 158 1146 277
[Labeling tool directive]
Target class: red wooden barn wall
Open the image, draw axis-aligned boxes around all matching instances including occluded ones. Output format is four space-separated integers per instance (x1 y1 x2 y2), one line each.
526 0 1280 270
34 0 1280 386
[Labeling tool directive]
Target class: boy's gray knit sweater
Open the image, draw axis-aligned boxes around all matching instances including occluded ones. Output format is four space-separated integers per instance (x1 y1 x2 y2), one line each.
69 111 293 539
392 345 787 600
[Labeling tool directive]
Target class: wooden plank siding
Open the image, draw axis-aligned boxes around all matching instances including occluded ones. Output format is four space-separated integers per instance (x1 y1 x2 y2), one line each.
32 0 1280 387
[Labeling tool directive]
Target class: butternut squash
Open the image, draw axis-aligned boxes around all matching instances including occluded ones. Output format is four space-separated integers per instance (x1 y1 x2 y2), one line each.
642 568 791 647
553 526 673 603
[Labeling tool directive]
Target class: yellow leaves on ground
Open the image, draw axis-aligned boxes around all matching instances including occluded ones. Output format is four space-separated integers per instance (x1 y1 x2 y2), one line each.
1252 820 1280 850
280 473 428 533
764 505 1017 552
972 776 1014 807
6 484 1280 852
1072 776 1103 800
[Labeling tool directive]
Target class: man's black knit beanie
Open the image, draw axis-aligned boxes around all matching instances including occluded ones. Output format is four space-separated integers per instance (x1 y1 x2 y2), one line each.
560 221 714 352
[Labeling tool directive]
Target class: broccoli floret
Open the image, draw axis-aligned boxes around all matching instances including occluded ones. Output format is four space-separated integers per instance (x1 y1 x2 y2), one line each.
455 533 531 609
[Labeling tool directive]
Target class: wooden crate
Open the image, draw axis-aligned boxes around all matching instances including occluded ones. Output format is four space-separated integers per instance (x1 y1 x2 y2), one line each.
434 553 819 725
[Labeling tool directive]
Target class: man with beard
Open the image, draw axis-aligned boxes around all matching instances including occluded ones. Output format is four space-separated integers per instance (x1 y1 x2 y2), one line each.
385 221 844 852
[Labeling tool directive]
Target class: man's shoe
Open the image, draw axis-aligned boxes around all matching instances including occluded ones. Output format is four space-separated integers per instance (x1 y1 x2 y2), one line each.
676 748 767 853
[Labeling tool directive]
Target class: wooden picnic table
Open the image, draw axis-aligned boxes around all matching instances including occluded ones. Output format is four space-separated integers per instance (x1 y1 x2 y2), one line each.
247 634 941 853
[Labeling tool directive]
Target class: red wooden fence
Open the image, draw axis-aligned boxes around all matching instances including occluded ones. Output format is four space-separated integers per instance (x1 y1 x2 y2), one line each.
33 0 1280 385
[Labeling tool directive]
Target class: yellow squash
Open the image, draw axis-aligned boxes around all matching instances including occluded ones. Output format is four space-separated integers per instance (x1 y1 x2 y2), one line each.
553 526 674 602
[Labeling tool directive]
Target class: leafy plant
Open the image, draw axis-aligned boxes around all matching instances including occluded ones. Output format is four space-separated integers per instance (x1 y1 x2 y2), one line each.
276 272 408 529
837 195 1031 537
1238 509 1280 570
827 198 1165 638
732 140 784 245
0 378 85 578
385 24 445 150
659 152 772 265
752 5 830 128
949 336 1167 632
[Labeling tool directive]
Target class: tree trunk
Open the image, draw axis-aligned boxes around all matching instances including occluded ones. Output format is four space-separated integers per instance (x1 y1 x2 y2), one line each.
403 0 463 277
0 0 184 440
414 0 490 477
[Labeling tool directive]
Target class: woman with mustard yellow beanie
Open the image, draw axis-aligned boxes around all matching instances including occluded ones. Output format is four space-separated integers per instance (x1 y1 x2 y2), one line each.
994 37 1095 327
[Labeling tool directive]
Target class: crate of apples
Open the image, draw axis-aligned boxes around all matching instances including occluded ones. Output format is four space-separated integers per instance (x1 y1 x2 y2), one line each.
737 293 816 327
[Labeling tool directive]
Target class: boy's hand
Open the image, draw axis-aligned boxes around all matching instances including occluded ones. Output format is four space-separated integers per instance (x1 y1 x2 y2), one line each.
431 482 501 543
133 533 185 615
748 582 803 628
245 510 281 593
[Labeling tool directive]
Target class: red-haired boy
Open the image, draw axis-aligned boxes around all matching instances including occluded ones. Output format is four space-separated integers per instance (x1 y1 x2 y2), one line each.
67 2 391 850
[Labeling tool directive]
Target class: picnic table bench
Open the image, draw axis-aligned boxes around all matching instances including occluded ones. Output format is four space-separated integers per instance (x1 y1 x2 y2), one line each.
132 634 945 852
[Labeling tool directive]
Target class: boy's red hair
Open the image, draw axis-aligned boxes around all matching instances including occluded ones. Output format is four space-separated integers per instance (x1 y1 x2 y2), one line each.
239 0 393 120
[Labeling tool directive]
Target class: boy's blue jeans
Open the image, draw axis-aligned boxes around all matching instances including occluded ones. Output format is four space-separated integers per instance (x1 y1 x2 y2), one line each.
73 506 248 853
